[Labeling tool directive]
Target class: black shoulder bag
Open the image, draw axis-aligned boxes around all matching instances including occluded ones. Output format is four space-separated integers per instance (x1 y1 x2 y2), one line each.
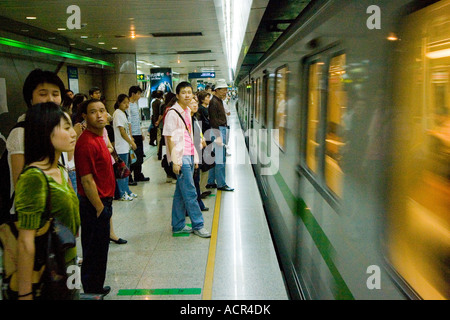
1 166 76 300
36 167 77 300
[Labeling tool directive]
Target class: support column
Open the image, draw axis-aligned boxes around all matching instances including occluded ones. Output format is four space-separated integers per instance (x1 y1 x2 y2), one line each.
103 53 137 113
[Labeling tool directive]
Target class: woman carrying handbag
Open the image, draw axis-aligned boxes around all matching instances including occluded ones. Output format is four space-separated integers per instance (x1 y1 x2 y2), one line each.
14 102 80 300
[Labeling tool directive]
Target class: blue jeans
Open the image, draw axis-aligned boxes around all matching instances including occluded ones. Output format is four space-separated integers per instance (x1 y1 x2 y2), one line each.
194 168 206 210
68 170 77 194
172 155 204 232
117 153 132 197
208 126 227 188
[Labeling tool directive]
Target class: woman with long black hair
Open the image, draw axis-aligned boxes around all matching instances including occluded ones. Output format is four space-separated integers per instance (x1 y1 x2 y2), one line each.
15 102 80 300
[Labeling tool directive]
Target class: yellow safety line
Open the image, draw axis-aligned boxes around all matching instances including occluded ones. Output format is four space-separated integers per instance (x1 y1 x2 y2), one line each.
202 190 222 300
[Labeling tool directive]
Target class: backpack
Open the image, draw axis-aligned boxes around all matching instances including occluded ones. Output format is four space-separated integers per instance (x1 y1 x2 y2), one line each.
0 121 25 225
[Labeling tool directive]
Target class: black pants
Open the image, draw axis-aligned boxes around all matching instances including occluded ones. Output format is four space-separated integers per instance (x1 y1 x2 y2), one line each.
149 125 157 145
79 196 112 293
130 135 144 180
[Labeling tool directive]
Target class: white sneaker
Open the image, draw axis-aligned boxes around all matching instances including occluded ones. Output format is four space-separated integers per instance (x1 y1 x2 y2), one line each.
193 228 211 238
120 193 133 201
129 192 138 198
173 225 193 234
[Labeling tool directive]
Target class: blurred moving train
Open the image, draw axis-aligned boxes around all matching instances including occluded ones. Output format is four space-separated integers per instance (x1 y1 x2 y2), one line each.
236 0 449 299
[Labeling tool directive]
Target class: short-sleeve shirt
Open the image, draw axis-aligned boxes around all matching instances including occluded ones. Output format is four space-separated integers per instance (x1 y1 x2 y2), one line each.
128 101 141 136
162 102 199 165
113 109 131 154
183 107 195 156
15 166 80 263
6 114 26 198
75 129 115 198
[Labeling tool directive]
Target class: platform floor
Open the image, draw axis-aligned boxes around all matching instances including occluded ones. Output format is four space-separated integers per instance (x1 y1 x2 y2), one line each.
76 101 288 300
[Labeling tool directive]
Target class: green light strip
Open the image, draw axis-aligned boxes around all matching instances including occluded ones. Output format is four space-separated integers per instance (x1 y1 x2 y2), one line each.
0 36 114 67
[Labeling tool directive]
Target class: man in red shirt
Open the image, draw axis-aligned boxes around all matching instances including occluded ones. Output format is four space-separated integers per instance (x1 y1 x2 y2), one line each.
75 99 115 296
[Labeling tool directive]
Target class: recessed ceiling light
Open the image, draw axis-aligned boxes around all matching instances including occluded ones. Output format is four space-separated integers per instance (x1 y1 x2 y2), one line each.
80 35 88 39
86 48 92 50
26 16 37 20
57 28 66 31
112 47 118 50
98 42 105 45
69 43 76 46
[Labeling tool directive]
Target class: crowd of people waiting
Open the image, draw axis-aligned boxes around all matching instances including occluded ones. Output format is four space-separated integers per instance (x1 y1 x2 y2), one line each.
1 68 233 300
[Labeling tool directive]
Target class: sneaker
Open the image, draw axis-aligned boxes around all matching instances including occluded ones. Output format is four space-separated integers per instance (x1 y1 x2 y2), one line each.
173 225 193 234
193 228 211 238
128 192 138 198
120 193 133 201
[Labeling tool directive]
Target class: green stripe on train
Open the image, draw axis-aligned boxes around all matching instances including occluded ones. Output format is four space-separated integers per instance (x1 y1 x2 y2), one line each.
273 171 355 300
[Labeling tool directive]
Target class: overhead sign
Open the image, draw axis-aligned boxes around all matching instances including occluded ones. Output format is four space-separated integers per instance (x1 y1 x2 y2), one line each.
188 72 216 79
67 66 79 94
137 74 146 81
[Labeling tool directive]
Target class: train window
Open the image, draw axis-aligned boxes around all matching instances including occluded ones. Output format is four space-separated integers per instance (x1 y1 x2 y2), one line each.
306 61 323 173
274 66 288 150
263 74 271 128
255 78 261 123
325 54 347 198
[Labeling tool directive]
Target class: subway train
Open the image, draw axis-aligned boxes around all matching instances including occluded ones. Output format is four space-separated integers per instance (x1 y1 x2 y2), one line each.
235 0 449 299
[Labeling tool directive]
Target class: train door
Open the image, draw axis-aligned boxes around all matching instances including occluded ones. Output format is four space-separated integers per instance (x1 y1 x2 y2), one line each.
296 47 350 299
249 78 260 164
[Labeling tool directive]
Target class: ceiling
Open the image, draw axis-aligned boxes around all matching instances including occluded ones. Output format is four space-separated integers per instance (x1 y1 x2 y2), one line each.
235 0 311 83
0 0 231 81
0 0 311 85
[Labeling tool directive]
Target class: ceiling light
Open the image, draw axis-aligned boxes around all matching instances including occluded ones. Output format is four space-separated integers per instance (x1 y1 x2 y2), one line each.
98 42 105 45
387 32 398 41
26 16 37 20
112 47 118 50
57 28 66 31
86 48 92 50
80 35 88 39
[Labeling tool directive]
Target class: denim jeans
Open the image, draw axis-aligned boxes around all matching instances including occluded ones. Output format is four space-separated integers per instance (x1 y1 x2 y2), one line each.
194 168 206 210
117 153 132 197
68 170 77 195
208 126 228 188
172 155 204 232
